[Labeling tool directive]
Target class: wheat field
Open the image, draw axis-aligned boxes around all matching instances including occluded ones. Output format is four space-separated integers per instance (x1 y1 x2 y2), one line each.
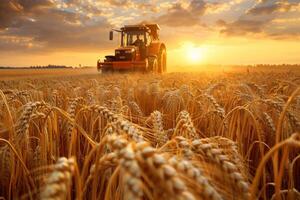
0 67 299 200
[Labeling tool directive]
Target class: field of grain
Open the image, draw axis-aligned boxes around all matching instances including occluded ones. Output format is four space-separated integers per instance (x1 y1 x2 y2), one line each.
0 68 299 200
0 68 97 81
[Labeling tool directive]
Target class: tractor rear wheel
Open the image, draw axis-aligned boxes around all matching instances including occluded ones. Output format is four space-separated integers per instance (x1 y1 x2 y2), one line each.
158 48 167 73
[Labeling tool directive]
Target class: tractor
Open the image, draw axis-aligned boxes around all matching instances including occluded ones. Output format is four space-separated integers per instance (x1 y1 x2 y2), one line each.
97 24 167 73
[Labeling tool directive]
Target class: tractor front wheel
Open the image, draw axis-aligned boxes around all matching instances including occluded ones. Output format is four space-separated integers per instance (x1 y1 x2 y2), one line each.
148 57 158 73
143 58 150 73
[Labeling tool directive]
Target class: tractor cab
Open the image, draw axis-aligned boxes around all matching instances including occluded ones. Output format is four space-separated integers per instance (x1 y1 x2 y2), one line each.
98 24 166 73
110 24 159 61
120 29 147 60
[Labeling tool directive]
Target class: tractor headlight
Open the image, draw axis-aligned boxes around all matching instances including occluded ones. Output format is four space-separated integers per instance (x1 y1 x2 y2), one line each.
115 50 121 54
125 49 135 54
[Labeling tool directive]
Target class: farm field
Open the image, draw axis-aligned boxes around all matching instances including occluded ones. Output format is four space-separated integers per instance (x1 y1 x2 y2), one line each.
0 68 97 81
0 67 299 200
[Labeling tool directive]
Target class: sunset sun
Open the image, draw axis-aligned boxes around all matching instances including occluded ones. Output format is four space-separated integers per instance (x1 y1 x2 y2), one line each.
183 43 204 64
188 47 203 62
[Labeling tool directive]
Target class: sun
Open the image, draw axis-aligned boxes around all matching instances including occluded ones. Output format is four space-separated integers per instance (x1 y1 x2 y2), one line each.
188 48 203 62
183 42 204 64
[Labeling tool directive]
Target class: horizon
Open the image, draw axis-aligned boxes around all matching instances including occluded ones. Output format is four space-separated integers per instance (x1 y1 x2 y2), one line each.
1 63 300 68
0 0 300 67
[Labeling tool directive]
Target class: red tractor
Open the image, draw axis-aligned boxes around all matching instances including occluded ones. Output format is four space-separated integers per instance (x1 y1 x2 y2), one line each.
97 24 167 73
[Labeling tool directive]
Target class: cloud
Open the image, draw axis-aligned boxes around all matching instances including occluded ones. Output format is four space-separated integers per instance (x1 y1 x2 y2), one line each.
0 0 54 29
218 0 300 38
135 2 158 13
1 0 299 55
155 3 200 27
155 0 211 27
218 19 267 36
18 0 53 10
189 0 207 15
0 1 22 29
0 0 112 52
102 0 158 12
0 0 163 53
106 0 131 7
154 0 233 27
248 0 299 15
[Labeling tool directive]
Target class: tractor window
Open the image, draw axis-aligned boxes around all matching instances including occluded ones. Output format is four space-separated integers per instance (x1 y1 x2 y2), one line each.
121 33 127 47
123 32 146 46
146 32 152 46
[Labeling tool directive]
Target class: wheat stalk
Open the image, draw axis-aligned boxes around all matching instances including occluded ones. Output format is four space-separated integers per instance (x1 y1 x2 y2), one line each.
192 139 250 199
169 156 223 200
174 110 197 139
40 157 76 200
149 110 167 146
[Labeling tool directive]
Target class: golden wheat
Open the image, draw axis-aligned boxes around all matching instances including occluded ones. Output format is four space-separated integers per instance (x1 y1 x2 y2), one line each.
0 68 299 200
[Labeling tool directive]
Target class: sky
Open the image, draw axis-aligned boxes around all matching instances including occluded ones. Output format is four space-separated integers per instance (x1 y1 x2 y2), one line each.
0 0 300 68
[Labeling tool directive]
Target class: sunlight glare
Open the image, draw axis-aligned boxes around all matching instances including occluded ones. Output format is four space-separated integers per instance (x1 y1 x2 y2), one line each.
183 42 204 64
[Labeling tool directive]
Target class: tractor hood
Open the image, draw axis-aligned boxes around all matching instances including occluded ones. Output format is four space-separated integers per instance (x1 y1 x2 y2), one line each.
114 46 137 61
115 46 137 53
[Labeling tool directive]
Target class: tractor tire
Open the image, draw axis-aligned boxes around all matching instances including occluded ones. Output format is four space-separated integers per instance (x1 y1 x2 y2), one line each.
148 57 158 73
143 58 150 73
158 48 167 73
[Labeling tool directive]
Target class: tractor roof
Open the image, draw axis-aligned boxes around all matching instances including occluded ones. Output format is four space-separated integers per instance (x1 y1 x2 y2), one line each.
121 24 160 32
145 24 160 30
120 24 160 40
